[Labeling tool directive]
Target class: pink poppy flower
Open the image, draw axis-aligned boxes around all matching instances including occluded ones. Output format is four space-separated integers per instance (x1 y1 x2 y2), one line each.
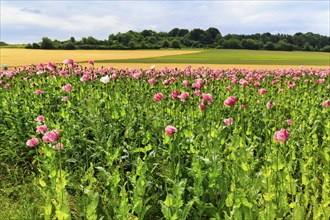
289 82 296 89
89 60 94 65
153 93 163 102
171 90 179 99
193 78 203 89
266 102 272 109
258 88 267 95
327 85 330 89
42 130 60 143
239 79 248 87
34 90 43 95
80 74 89 83
316 79 325 84
36 124 48 134
323 100 329 107
279 89 284 93
4 83 10 89
63 59 74 65
62 84 72 92
26 138 39 147
165 125 177 135
52 143 64 151
226 85 232 91
254 82 260 87
285 119 292 125
178 92 189 102
62 96 69 102
182 80 189 87
35 115 45 122
111 73 117 80
202 93 214 104
224 96 237 107
199 102 206 111
148 78 156 85
224 117 233 126
163 79 170 86
194 90 201 96
274 128 290 142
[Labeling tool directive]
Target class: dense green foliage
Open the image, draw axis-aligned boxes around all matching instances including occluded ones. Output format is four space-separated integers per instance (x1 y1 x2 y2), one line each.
1 62 329 219
0 41 9 46
25 28 330 52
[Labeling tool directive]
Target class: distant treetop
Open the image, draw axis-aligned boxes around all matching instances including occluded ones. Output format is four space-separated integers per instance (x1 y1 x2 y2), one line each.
24 28 329 52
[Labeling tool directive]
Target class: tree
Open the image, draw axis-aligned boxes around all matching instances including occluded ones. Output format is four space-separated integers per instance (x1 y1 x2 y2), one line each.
320 45 330 52
171 40 181 49
177 29 189 37
206 27 221 39
303 43 311 51
240 39 261 50
41 37 54 49
141 30 154 37
264 42 275 50
64 42 76 50
0 41 8 46
162 40 170 48
32 43 41 49
222 39 241 49
128 41 138 49
275 40 294 51
168 28 180 37
188 28 205 41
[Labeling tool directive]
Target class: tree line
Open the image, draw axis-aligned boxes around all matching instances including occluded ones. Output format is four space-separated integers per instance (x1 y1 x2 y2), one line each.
24 27 330 52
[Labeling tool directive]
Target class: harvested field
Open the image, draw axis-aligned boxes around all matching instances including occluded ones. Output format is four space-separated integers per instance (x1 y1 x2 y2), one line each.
0 48 201 67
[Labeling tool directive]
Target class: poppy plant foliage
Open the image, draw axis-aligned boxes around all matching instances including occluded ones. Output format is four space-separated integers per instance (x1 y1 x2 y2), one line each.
1 60 329 219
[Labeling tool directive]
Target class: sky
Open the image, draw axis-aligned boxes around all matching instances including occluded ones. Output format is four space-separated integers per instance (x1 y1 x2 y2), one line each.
1 0 329 44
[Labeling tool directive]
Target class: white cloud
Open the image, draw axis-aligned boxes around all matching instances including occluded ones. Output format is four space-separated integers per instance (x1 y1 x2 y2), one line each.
1 0 329 44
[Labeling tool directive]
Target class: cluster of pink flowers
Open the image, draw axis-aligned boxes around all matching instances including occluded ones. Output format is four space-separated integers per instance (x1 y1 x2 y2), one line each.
4 61 329 146
26 115 63 150
266 102 276 109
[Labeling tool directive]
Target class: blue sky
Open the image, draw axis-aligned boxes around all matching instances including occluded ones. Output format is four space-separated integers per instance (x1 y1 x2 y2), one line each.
1 0 329 44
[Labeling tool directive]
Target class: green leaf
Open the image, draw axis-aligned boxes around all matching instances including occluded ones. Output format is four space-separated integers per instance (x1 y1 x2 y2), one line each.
241 162 249 172
164 194 173 207
242 197 253 208
226 193 233 207
39 179 46 187
264 193 275 202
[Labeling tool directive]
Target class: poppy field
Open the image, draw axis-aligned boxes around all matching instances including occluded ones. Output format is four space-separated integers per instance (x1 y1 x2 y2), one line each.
0 60 329 219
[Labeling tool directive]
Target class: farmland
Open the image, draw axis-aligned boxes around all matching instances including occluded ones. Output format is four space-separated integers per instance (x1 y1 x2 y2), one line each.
0 48 201 68
1 48 329 69
0 58 329 219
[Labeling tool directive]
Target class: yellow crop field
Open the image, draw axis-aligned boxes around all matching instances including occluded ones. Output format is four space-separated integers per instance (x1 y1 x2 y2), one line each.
0 48 201 67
